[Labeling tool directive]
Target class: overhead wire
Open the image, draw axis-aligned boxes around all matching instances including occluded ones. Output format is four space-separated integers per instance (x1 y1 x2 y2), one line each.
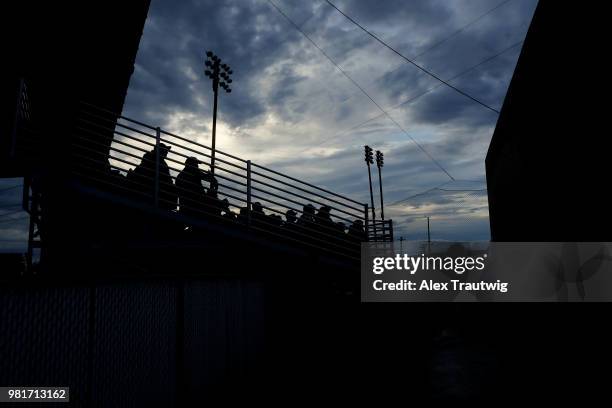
268 0 455 180
324 0 500 114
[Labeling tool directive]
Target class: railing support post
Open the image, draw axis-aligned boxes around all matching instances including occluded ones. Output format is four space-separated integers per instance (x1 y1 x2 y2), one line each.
154 126 161 207
246 160 252 228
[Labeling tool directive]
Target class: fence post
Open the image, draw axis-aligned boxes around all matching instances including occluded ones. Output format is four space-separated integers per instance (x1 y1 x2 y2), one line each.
246 160 252 228
364 203 369 242
154 127 161 207
388 220 393 242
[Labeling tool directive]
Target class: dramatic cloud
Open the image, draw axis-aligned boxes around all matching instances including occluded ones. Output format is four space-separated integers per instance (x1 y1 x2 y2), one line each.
136 0 537 239
1 0 538 249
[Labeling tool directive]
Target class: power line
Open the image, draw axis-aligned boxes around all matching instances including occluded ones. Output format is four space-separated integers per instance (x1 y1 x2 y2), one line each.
437 188 487 192
324 0 500 114
338 0 516 102
388 184 487 207
268 0 455 181
414 0 515 60
301 40 523 153
388 182 453 206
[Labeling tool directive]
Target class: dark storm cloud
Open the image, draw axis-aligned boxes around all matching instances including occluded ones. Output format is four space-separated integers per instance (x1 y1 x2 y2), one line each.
335 0 453 33
124 0 311 127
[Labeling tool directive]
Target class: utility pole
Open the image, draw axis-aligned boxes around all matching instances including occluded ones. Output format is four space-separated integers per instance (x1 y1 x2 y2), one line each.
426 216 431 252
204 50 232 174
375 150 385 220
364 146 376 235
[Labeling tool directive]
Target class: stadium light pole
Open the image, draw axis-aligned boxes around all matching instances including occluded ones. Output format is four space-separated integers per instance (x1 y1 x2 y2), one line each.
204 50 232 174
375 150 385 220
364 145 376 231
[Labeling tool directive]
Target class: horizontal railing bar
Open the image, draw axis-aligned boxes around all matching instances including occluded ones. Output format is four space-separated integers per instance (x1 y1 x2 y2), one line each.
70 158 248 212
77 108 365 212
251 176 362 220
160 128 246 163
248 192 359 240
157 137 247 172
250 169 364 214
251 162 364 206
65 142 360 236
79 101 159 132
73 128 151 164
76 102 367 226
248 197 359 247
71 142 245 203
250 185 356 225
73 125 249 181
139 184 354 255
77 113 157 141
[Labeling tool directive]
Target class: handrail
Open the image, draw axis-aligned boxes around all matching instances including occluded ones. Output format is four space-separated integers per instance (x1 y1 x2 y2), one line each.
68 162 360 259
72 119 363 220
70 101 395 246
251 162 364 206
67 141 359 242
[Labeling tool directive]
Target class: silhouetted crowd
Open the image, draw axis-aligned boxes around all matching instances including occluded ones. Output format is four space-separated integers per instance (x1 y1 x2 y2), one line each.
111 144 366 251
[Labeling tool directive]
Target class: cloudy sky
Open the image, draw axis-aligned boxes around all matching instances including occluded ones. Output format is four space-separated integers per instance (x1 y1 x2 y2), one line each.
0 0 538 251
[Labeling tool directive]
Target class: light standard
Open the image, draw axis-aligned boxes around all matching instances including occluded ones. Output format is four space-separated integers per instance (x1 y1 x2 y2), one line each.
364 145 376 234
375 150 385 220
204 50 232 174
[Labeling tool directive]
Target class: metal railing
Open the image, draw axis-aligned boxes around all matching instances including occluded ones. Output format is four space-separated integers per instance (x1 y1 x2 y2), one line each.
366 219 394 242
47 101 388 259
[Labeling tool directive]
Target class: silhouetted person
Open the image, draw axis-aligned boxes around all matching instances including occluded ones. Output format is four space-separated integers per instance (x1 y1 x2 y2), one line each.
128 143 177 211
251 202 267 228
297 204 316 228
295 204 317 246
204 174 220 217
348 219 366 244
316 205 335 232
285 209 297 225
175 156 219 218
238 206 249 225
283 209 300 241
220 198 237 221
176 157 207 217
268 214 283 231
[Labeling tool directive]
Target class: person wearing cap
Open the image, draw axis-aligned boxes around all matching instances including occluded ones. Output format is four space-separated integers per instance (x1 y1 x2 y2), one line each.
176 156 207 217
297 204 316 227
283 209 299 242
220 198 236 221
128 143 177 211
285 209 297 225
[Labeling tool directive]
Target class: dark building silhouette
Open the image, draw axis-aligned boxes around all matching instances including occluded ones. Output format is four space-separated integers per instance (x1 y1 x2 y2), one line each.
486 1 609 241
1 2 150 177
484 2 612 401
